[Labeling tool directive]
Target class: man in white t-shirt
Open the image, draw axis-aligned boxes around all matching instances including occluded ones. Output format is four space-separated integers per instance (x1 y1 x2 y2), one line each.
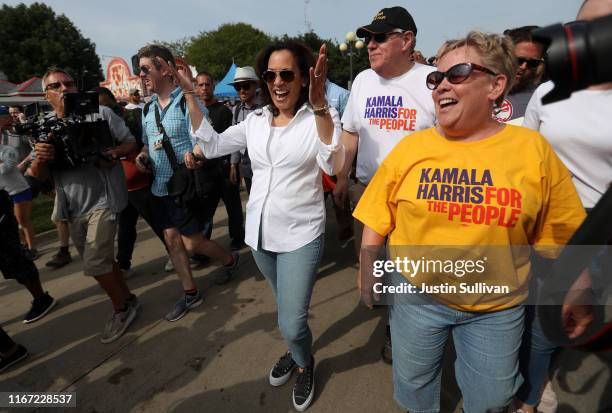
524 79 612 210
124 88 144 110
332 6 437 365
333 6 437 258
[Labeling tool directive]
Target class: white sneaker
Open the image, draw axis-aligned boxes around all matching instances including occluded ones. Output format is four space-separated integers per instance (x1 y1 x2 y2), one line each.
537 381 558 413
164 258 174 272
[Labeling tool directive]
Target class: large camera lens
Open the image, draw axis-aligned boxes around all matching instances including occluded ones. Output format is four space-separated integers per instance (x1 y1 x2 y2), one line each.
533 13 612 104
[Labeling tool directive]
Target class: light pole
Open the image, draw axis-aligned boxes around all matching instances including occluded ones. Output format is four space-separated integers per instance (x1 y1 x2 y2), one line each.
339 31 364 90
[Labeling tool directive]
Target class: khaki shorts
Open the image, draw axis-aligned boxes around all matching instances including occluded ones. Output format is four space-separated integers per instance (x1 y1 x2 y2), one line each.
69 209 117 277
50 192 68 223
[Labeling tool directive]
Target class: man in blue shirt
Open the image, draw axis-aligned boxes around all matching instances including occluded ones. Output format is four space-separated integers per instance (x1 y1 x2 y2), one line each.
135 45 238 322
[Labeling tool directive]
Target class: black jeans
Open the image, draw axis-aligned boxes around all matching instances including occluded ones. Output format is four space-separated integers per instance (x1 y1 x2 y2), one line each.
116 186 167 270
206 165 245 243
0 193 39 284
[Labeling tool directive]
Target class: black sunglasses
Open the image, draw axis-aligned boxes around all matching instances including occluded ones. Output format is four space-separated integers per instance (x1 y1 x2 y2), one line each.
517 57 543 69
139 65 153 75
262 70 296 83
45 80 76 91
426 63 497 90
233 82 254 91
363 31 405 45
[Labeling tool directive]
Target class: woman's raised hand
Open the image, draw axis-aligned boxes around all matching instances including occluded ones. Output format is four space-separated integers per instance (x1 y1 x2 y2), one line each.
309 44 328 108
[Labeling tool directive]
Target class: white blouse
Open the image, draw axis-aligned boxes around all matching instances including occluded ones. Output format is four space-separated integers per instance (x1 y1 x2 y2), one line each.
192 104 344 252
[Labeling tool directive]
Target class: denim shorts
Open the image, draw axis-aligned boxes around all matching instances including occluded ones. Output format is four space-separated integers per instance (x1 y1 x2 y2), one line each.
10 188 33 204
389 271 524 413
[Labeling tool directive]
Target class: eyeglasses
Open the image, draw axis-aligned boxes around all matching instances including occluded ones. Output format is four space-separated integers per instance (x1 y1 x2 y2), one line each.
45 80 76 91
362 30 405 45
262 70 295 83
517 57 543 69
426 63 497 90
233 82 254 91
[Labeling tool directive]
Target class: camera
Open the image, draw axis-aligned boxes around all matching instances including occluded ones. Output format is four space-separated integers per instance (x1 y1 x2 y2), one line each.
15 91 116 170
533 13 612 351
533 13 612 104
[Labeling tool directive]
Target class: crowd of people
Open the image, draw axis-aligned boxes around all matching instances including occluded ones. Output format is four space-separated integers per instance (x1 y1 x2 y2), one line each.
1 1 611 412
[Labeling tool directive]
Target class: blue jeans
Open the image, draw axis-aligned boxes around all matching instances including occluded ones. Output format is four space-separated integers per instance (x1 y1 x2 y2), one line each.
389 272 524 413
516 305 556 405
251 233 324 367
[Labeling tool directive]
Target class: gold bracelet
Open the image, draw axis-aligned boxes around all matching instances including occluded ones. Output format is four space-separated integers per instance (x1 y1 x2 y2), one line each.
312 103 330 116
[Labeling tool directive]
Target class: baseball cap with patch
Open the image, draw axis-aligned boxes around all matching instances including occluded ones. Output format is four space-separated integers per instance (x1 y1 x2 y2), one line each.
356 6 417 37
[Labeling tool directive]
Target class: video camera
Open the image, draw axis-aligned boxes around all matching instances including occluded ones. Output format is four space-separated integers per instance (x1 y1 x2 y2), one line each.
533 13 612 104
16 91 116 170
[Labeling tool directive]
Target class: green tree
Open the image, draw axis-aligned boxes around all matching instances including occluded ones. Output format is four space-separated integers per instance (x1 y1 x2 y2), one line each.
186 23 271 81
281 32 369 90
0 3 103 88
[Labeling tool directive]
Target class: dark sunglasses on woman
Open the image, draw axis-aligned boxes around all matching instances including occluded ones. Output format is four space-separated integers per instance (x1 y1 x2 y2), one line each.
262 70 295 83
362 30 405 45
426 62 497 90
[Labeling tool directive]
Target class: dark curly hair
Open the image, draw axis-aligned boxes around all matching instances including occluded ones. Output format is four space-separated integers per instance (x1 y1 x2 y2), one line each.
255 40 315 116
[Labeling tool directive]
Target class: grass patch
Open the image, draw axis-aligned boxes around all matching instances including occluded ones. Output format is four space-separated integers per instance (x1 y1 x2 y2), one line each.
31 195 55 234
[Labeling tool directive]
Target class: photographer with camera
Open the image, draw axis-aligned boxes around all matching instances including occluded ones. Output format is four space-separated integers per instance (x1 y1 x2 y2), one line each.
514 1 612 411
29 68 140 344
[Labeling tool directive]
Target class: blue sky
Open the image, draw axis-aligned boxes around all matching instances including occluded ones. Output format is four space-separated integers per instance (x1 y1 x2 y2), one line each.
6 0 581 75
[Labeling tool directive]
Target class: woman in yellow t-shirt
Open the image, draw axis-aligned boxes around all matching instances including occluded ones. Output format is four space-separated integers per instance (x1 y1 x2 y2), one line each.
353 31 589 413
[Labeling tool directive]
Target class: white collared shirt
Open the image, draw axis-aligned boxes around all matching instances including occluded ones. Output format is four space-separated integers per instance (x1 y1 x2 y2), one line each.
192 104 344 252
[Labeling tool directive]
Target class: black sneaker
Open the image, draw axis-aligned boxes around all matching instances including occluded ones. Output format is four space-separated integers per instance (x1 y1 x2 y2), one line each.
0 344 28 373
23 248 39 261
23 292 57 324
269 351 297 386
293 356 315 411
45 250 71 269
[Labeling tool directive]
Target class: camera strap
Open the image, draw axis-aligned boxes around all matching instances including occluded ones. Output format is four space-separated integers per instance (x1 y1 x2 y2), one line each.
154 104 180 171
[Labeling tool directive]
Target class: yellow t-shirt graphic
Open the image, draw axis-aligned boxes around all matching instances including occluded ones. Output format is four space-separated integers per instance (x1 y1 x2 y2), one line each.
354 125 586 311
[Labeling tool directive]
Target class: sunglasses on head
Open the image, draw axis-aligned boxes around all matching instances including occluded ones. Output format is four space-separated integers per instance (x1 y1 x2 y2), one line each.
45 80 76 91
517 57 543 69
426 63 497 90
233 82 253 92
262 70 296 83
363 30 405 45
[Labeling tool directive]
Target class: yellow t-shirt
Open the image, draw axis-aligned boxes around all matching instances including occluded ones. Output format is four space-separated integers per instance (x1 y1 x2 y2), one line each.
353 124 586 311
